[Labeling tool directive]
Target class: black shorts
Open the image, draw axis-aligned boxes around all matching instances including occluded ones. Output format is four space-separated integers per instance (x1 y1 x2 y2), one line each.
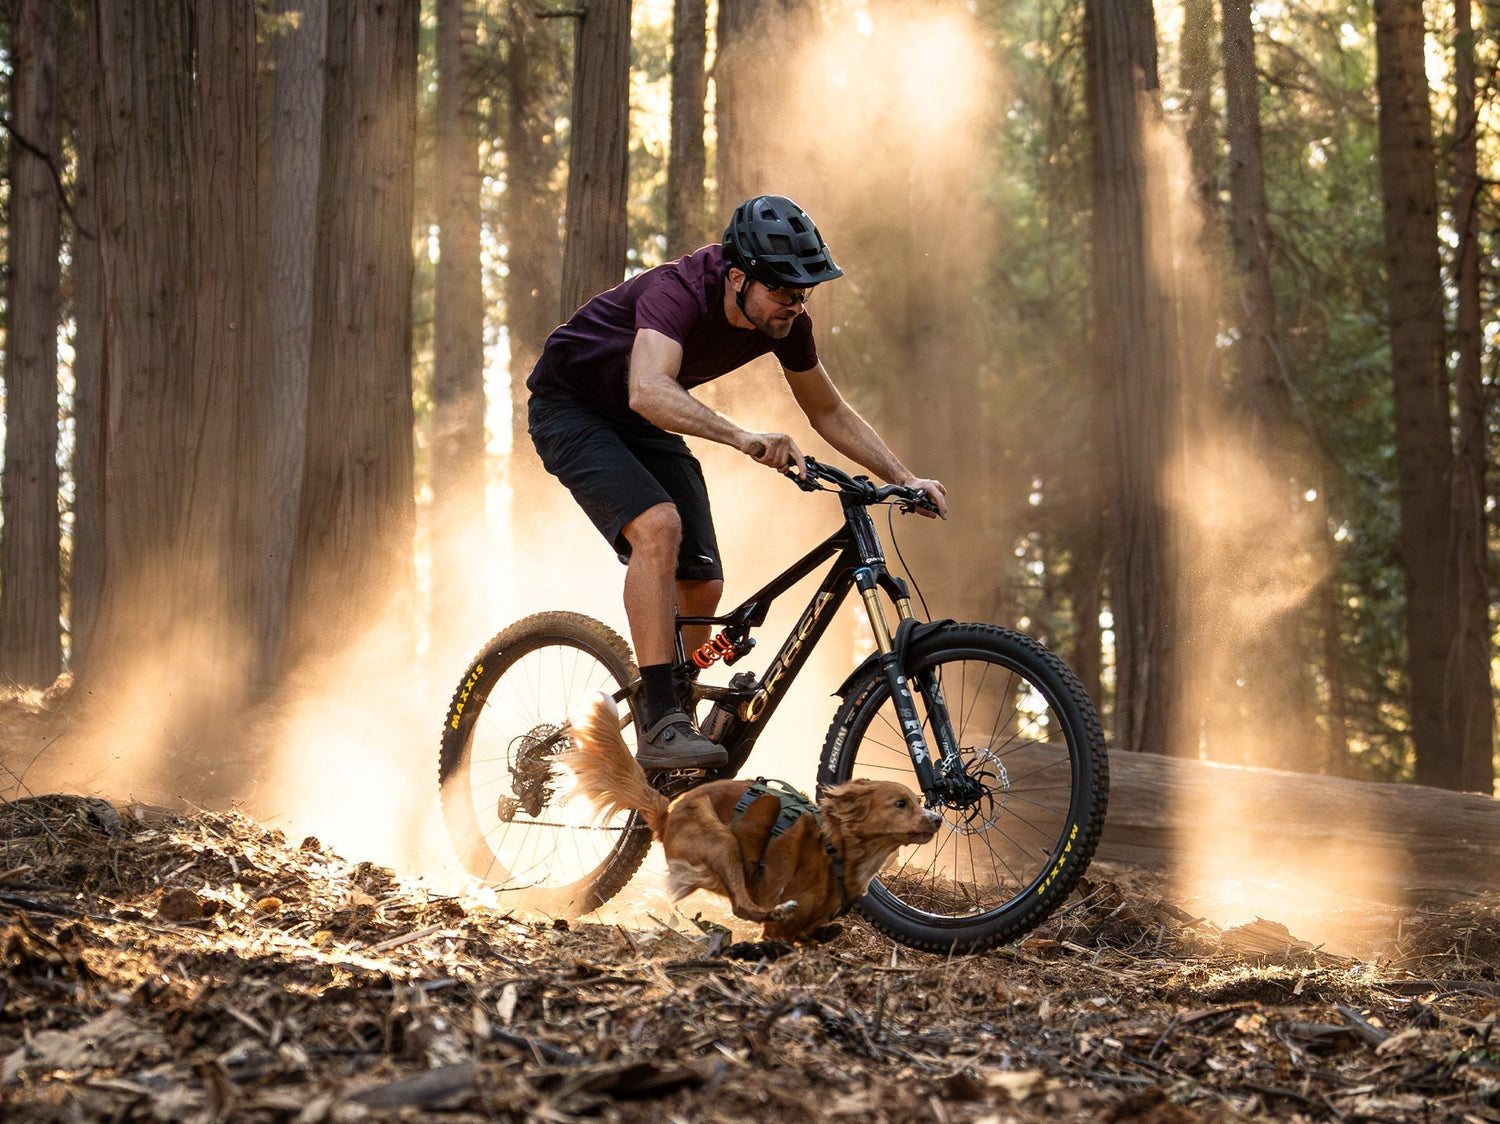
528 395 723 582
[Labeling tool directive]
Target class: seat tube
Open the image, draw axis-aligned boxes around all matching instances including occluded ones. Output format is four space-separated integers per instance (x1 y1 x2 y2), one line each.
855 568 939 791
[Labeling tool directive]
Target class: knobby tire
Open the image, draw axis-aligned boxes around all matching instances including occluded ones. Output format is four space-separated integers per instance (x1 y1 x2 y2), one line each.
438 612 651 917
818 622 1108 953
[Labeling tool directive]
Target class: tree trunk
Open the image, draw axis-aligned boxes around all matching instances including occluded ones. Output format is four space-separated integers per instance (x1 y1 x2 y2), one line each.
186 1 260 695
666 0 708 257
1084 0 1182 755
75 0 260 799
247 0 326 693
1320 575 1351 774
1373 0 1460 790
68 33 105 677
1 0 63 686
85 0 257 675
288 0 419 664
1221 0 1284 440
1177 0 1221 429
432 0 488 633
559 0 631 319
502 0 565 512
713 0 812 213
1449 0 1495 795
713 0 756 214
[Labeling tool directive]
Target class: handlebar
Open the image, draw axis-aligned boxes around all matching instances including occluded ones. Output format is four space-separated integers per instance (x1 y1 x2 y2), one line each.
784 456 941 515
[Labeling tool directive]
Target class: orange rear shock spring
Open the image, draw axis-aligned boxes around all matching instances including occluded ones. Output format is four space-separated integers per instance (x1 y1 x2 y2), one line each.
691 632 738 669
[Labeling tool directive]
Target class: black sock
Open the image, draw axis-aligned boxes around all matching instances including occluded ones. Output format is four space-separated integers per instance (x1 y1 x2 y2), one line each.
639 664 679 727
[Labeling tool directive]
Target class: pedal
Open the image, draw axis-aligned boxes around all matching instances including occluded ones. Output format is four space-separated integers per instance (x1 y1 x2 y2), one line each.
646 767 710 797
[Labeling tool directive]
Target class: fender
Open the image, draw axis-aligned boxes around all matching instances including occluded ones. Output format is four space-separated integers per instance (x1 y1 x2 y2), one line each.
832 618 956 698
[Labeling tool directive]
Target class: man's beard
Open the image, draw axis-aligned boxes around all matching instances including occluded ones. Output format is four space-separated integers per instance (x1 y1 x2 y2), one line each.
750 307 797 339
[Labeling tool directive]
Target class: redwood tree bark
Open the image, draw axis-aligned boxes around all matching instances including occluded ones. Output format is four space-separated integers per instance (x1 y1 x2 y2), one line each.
559 0 631 318
503 1 564 458
713 0 812 213
1 0 63 686
667 0 708 256
1084 0 1183 754
1219 0 1316 770
1373 0 1462 789
85 0 258 691
432 0 487 630
1449 0 1494 794
288 0 419 663
247 0 327 692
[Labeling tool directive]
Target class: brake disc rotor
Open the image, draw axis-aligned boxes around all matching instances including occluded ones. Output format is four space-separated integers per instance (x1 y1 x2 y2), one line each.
948 747 1011 835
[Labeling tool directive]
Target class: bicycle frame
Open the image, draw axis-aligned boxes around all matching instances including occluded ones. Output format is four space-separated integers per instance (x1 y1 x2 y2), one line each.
637 488 964 796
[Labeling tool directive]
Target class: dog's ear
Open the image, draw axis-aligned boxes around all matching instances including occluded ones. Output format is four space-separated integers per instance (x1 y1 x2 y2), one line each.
822 780 874 822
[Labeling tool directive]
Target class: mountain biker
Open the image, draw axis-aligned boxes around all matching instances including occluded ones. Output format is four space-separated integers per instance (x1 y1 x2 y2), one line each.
526 194 948 770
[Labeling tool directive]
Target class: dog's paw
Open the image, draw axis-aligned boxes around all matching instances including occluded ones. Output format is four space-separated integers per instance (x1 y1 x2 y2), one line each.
768 899 798 922
719 939 794 962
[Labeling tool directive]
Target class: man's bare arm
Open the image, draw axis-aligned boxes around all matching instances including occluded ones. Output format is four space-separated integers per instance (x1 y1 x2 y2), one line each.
785 363 948 518
627 328 806 471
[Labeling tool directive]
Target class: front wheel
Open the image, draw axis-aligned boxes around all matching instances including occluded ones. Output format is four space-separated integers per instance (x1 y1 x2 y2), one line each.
818 622 1108 953
438 612 652 916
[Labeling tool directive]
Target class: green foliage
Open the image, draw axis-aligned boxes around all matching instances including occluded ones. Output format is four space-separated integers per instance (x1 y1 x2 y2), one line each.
627 4 672 271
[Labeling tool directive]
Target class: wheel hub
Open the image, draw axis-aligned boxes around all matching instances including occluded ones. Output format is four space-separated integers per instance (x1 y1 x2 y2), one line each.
933 747 1011 835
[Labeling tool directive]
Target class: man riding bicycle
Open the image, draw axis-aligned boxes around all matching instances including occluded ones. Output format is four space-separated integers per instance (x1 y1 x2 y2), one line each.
527 195 947 771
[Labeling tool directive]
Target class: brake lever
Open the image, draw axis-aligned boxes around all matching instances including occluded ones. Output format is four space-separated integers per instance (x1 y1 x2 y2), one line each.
783 463 821 492
898 490 941 515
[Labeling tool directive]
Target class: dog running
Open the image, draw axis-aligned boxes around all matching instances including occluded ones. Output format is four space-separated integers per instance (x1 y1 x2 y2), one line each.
561 694 942 942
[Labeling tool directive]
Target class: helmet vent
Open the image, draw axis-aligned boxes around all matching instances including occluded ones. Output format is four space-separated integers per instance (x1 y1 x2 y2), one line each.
722 194 844 287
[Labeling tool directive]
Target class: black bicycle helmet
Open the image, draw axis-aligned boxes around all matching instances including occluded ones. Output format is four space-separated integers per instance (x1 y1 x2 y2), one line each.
722 195 844 288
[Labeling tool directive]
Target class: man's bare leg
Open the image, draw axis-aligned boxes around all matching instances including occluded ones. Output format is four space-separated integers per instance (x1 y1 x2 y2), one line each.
620 504 726 767
676 578 724 659
621 503 681 667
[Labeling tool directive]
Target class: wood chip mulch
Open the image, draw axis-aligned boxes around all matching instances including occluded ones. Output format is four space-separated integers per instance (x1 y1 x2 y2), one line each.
0 793 1497 1123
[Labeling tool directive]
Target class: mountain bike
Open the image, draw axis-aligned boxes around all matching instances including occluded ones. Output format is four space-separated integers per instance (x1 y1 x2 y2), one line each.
438 458 1108 953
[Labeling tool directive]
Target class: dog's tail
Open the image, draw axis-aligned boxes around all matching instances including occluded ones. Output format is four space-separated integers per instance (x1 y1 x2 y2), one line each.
561 694 671 838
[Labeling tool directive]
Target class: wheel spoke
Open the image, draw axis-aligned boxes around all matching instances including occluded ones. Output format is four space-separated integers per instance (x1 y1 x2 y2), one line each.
822 627 1106 952
439 616 652 915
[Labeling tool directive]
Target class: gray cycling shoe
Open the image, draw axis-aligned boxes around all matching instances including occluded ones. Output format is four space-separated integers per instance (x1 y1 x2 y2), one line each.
636 709 728 769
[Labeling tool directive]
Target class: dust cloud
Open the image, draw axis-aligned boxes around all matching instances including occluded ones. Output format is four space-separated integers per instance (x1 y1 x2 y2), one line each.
235 359 882 903
1137 111 1403 948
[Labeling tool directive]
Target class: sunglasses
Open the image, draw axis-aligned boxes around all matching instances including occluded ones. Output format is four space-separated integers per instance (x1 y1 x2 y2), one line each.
761 282 813 307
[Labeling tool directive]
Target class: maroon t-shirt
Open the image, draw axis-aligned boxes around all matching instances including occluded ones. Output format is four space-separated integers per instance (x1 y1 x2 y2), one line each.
526 244 820 419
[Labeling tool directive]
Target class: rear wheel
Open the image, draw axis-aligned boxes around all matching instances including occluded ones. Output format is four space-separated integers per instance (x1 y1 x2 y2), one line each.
439 612 651 916
818 622 1108 953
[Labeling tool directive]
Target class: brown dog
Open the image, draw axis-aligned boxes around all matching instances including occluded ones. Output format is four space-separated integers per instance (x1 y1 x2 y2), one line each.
561 694 942 942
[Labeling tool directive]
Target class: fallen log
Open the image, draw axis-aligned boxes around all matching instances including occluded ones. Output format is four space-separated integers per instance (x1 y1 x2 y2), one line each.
1096 751 1500 905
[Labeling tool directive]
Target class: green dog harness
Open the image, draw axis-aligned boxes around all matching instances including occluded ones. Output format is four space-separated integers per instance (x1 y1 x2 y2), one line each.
732 778 850 915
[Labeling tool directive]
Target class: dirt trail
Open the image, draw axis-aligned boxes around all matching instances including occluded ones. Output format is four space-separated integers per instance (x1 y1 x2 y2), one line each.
1 687 1497 1122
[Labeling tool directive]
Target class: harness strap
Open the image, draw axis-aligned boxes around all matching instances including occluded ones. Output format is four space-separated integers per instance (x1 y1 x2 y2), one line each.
732 779 850 916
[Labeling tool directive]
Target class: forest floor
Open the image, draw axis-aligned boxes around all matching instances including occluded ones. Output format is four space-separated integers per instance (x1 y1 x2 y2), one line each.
1 685 1498 1123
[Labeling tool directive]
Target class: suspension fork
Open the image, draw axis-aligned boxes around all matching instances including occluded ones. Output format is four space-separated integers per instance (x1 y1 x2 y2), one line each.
855 568 966 795
853 569 945 795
